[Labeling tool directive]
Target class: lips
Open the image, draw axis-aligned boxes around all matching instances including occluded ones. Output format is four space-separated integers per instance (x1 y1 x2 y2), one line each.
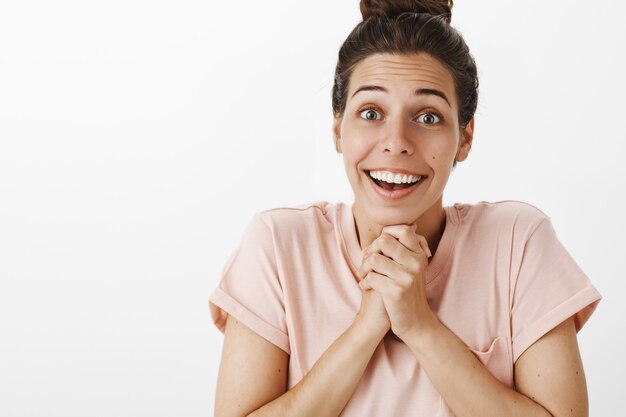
368 170 422 187
365 169 427 200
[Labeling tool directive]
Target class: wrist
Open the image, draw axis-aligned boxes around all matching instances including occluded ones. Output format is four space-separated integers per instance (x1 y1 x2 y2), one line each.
352 315 389 344
397 310 441 349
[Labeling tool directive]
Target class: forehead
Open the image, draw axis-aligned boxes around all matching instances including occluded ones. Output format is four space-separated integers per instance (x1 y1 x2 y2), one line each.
348 53 457 108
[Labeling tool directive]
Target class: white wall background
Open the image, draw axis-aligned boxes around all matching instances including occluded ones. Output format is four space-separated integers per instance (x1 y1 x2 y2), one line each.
0 1 624 415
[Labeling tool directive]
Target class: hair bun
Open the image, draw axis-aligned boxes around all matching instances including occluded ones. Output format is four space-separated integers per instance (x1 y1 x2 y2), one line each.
359 0 453 23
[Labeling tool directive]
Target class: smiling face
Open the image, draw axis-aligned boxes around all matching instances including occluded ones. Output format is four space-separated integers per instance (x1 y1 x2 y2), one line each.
333 52 474 235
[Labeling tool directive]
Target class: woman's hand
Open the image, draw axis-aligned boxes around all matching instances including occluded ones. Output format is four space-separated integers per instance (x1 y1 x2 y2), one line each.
357 224 438 341
355 283 391 338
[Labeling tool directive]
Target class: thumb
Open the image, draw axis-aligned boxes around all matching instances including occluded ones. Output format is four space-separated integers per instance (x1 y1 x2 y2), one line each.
359 278 372 290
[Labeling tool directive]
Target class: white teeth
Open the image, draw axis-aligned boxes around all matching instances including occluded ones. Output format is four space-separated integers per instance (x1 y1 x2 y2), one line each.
369 170 422 184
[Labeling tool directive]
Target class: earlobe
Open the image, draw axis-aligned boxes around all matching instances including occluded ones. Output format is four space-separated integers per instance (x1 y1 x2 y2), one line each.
335 136 342 153
455 117 474 162
332 115 343 154
455 141 469 161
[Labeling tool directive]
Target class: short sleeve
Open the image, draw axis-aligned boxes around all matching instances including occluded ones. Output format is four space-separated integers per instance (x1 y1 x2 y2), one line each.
511 217 601 362
209 213 290 354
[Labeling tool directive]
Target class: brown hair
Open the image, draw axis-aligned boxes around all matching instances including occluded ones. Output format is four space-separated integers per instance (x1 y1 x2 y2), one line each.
332 0 478 130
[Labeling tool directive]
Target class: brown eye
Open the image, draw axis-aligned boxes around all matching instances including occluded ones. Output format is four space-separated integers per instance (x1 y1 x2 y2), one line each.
417 113 440 124
360 109 381 121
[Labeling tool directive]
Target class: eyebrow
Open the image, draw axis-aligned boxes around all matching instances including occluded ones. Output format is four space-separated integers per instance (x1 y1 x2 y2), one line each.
351 85 451 108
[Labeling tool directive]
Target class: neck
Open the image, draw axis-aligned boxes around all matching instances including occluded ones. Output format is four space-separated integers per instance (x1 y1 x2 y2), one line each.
352 200 447 257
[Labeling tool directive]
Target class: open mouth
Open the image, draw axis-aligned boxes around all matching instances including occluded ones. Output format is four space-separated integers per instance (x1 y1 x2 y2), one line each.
367 169 426 192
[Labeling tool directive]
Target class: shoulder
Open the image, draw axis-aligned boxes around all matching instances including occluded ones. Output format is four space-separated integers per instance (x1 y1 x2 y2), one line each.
253 201 341 238
227 202 342 266
456 200 551 237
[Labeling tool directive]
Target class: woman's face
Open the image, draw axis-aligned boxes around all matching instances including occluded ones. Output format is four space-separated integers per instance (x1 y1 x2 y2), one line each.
333 52 474 227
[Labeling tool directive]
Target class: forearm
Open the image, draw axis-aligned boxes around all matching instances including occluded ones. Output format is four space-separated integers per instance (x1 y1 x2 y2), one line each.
249 320 386 417
404 319 551 417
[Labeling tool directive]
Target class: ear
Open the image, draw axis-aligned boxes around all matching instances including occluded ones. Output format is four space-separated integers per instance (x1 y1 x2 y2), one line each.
332 114 342 153
455 117 474 162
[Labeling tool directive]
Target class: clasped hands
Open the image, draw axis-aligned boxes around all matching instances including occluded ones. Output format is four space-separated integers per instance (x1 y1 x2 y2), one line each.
356 224 438 341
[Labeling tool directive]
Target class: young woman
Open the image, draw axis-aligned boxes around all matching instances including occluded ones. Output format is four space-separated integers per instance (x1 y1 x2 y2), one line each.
209 1 602 416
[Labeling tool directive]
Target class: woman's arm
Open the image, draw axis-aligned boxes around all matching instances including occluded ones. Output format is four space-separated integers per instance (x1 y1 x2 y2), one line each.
358 225 589 417
402 316 586 417
214 289 390 417
214 314 288 417
513 316 588 416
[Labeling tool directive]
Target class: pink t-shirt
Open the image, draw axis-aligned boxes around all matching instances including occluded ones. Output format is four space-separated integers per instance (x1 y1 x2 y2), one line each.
209 200 601 416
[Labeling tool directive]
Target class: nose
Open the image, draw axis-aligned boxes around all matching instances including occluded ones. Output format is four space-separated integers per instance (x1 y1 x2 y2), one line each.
379 117 415 156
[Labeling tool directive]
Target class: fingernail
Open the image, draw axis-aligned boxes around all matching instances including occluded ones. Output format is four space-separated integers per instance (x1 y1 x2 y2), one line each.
427 247 433 258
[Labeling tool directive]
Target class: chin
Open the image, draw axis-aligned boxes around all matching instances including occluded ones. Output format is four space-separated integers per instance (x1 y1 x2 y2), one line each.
364 204 420 227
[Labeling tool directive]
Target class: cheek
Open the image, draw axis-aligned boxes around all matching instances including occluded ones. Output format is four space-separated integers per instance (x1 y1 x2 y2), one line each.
424 133 459 163
341 129 374 166
342 144 368 178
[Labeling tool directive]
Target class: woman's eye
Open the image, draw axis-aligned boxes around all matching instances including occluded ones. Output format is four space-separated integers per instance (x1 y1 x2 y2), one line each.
359 109 382 121
417 113 441 124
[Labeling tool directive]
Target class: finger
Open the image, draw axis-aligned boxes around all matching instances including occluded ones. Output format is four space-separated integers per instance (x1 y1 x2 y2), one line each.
360 252 393 277
356 249 369 280
380 224 422 253
360 252 413 284
414 234 432 258
382 225 432 258
359 271 392 293
366 233 414 266
367 231 426 269
368 233 400 254
359 278 372 290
